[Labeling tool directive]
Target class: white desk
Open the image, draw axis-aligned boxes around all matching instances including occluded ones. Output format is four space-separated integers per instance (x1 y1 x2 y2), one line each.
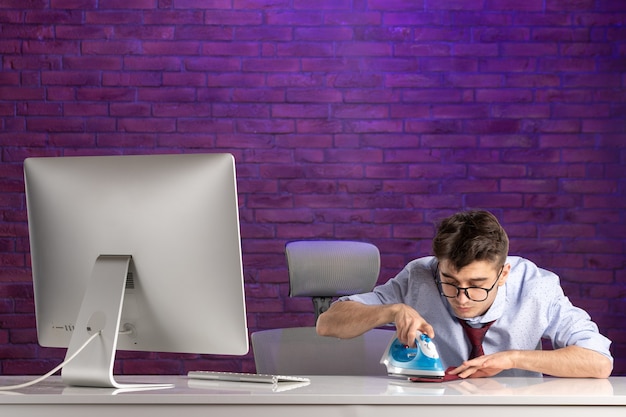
1 375 625 417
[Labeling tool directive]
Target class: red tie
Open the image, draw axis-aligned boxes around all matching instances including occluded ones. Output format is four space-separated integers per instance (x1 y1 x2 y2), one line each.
459 320 495 359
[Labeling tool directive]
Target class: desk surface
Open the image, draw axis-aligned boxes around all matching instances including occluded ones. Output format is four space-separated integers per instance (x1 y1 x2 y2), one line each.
1 375 625 405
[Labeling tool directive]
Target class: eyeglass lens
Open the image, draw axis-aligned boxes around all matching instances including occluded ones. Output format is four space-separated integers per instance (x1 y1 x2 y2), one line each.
439 283 489 301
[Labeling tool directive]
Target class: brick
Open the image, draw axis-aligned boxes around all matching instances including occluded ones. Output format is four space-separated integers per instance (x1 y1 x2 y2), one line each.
354 26 411 42
23 40 80 55
431 104 490 119
77 87 135 101
331 104 389 119
142 41 201 55
383 12 445 26
561 149 619 163
236 119 295 134
137 87 195 102
103 72 162 87
98 0 155 9
236 27 293 42
582 119 626 133
178 118 234 133
286 89 342 103
0 41 21 55
345 119 403 133
16 102 62 116
202 42 259 57
424 57 479 72
328 12 383 28
415 27 470 42
1 24 54 40
502 42 559 56
443 179 500 193
326 148 383 163
409 163 466 178
293 0 351 9
26 117 85 132
216 134 273 149
476 89 533 103
360 134 418 148
272 104 328 118
540 57 596 73
233 88 285 103
533 28 590 42
563 73 622 87
546 0 596 11
162 72 206 86
395 43 451 57
427 0 485 10
144 10 204 25
255 209 314 223
295 27 354 42
63 103 107 116
115 25 175 40
368 0 425 11
487 0 544 11
81 40 143 55
495 104 551 118
266 10 324 26
214 103 270 118
453 43 499 56
479 28 531 43
177 0 230 9
153 103 211 117
176 26 232 41
447 73 503 88
186 57 241 72
64 56 123 70
385 73 440 88
335 42 391 57
501 179 559 193
123 56 183 71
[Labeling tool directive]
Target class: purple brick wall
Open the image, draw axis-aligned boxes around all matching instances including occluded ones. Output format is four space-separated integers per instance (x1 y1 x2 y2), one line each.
0 1 624 376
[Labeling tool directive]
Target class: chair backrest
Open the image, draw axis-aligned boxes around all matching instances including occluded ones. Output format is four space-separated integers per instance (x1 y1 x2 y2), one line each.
252 240 394 376
286 240 381 320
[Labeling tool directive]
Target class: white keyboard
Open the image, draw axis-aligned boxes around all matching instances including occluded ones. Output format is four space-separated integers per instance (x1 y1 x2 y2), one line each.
187 370 310 384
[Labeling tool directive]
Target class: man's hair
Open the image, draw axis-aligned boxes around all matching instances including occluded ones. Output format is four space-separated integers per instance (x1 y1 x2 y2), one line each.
432 210 509 271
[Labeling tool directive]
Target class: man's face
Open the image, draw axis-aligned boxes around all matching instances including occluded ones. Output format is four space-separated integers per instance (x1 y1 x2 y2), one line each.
437 259 510 319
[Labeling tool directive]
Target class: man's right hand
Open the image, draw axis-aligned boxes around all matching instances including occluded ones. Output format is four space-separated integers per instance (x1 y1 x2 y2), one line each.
390 303 434 346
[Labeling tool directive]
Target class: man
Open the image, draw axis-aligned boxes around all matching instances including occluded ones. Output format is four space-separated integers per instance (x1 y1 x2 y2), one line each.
316 210 613 378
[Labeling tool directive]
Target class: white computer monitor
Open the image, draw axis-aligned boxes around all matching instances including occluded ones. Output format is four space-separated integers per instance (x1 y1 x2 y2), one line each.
24 153 248 389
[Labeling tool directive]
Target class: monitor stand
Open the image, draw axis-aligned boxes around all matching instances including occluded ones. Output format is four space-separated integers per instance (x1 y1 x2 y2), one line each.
61 255 173 389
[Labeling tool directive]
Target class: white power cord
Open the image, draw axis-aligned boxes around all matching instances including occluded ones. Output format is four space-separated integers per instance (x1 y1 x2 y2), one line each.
0 331 101 391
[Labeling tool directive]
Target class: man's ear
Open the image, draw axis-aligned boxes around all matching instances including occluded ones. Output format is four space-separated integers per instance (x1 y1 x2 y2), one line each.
498 263 511 286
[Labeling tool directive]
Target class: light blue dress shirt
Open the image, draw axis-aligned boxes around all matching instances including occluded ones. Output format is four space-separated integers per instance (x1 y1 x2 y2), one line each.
340 256 613 377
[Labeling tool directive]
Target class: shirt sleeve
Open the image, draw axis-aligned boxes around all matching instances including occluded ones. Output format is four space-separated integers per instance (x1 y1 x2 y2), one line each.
542 269 613 362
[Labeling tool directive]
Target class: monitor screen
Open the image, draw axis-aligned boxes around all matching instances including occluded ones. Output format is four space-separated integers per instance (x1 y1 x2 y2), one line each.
24 153 248 388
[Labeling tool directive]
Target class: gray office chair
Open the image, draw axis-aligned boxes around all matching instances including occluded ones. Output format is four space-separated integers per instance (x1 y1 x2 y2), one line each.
251 241 395 376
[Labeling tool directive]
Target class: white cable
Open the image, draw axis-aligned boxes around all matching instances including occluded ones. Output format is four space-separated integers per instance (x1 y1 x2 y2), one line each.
0 331 101 391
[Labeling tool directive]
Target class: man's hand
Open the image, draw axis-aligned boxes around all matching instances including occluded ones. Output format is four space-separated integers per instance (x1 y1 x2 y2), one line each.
448 351 517 378
392 304 434 346
447 346 612 379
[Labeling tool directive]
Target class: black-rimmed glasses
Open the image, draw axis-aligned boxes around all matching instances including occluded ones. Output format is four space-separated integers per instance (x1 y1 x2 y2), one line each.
436 265 504 302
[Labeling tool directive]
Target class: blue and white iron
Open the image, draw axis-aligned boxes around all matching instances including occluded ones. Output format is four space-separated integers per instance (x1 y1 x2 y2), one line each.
381 333 445 380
